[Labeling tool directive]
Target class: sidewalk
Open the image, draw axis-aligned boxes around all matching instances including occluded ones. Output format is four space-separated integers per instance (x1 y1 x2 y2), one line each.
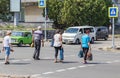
98 37 120 52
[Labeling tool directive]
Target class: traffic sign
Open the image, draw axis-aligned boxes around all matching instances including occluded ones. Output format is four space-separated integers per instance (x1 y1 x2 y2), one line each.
38 0 46 8
108 7 118 17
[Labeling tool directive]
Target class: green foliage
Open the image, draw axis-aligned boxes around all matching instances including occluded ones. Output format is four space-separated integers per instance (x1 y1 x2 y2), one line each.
47 0 112 29
47 0 64 29
0 0 12 21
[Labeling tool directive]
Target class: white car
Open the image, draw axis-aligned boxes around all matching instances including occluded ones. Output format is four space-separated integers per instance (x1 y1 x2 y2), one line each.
62 26 96 44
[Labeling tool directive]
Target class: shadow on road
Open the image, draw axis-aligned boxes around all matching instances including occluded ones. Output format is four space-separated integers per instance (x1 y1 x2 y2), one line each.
10 62 30 65
0 58 15 60
86 62 108 65
62 61 79 64
13 45 30 47
40 58 54 61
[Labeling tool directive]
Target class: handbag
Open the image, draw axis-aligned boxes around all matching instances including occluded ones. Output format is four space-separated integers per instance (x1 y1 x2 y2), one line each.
78 49 83 58
31 42 34 47
87 52 93 61
60 48 64 60
50 39 54 47
10 49 14 52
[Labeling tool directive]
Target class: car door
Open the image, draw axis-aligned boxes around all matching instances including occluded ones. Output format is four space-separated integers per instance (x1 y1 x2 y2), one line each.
96 28 102 39
78 28 83 42
27 32 32 43
23 32 28 44
23 32 32 44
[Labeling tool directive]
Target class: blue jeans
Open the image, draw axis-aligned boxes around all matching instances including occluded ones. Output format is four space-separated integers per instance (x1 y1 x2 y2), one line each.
4 47 10 56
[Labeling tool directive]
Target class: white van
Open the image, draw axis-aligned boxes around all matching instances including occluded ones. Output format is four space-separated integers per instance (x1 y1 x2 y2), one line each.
62 26 95 44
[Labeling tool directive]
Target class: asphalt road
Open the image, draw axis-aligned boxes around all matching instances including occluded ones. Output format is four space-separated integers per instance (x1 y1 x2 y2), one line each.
0 39 120 78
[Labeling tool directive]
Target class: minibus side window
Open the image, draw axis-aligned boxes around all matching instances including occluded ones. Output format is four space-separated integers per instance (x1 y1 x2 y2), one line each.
79 29 83 33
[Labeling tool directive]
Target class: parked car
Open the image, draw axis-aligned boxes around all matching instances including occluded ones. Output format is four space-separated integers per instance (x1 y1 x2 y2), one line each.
62 26 95 44
95 26 109 40
11 31 32 47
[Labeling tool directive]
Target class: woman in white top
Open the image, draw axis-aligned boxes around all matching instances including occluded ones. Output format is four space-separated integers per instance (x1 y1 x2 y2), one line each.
53 29 62 63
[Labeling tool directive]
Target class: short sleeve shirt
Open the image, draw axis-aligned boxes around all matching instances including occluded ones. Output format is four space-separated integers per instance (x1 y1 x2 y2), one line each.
3 36 11 47
81 34 90 48
33 30 43 40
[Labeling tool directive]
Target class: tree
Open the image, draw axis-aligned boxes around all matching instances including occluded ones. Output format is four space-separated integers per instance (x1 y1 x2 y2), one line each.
47 0 112 29
0 0 12 21
47 0 64 29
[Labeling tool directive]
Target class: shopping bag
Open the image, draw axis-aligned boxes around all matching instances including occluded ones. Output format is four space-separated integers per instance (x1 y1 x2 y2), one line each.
10 49 14 52
87 52 93 61
60 48 64 60
50 39 54 47
78 50 83 58
31 42 34 47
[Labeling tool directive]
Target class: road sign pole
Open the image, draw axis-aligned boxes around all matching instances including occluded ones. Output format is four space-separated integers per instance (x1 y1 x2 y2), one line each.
38 0 47 41
14 12 19 27
112 17 115 48
112 4 115 49
108 4 118 49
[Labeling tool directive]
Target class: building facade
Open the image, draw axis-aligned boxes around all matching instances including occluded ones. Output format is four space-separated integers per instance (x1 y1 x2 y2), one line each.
21 0 50 22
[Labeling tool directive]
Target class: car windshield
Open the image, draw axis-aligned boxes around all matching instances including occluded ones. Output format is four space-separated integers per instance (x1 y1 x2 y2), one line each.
65 28 78 33
11 32 23 36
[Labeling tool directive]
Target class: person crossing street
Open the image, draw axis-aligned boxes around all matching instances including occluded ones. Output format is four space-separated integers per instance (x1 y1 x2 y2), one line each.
33 26 44 60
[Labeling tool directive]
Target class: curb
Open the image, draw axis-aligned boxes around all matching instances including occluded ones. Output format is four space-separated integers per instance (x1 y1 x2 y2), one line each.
0 74 30 78
99 46 120 52
0 74 43 78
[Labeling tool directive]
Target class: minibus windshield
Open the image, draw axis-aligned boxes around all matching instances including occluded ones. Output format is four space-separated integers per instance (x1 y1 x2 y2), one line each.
65 28 78 33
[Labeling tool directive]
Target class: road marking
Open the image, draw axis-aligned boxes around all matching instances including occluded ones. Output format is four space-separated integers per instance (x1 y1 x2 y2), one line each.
11 60 20 62
40 64 95 76
37 60 120 76
113 60 120 62
0 62 5 64
67 67 77 70
42 72 54 75
78 65 87 68
87 64 96 67
31 74 41 78
106 61 112 64
22 59 31 61
56 69 66 72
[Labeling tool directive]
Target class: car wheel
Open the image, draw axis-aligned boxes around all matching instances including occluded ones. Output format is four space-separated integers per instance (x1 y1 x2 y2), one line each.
18 41 23 47
104 37 108 40
75 39 80 44
62 42 66 44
